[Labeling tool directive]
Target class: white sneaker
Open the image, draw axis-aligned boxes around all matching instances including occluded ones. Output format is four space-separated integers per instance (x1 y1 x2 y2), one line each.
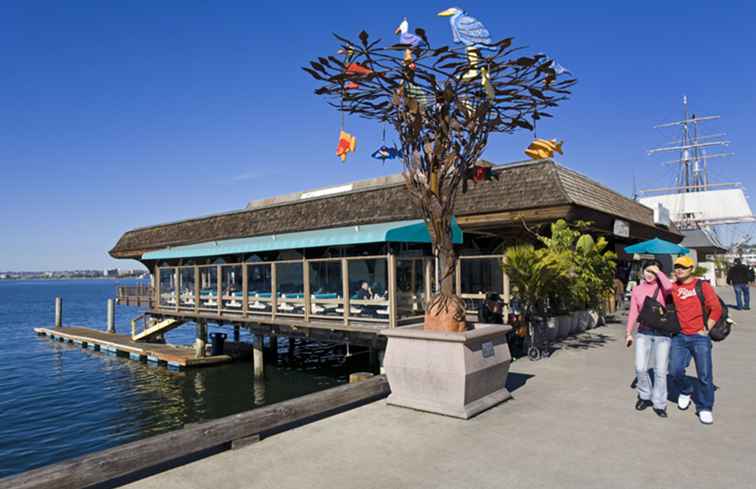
678 394 691 410
698 410 713 425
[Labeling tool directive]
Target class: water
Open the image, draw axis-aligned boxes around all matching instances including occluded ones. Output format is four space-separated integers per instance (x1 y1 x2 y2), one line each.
0 279 369 478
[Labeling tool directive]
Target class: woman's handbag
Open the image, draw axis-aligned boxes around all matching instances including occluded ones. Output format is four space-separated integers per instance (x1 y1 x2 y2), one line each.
637 285 681 335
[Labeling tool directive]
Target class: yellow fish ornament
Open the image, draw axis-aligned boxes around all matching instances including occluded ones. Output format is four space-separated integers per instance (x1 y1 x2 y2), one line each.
524 138 564 160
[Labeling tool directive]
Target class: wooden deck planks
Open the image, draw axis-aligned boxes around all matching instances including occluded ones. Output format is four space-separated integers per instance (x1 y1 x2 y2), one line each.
34 327 248 368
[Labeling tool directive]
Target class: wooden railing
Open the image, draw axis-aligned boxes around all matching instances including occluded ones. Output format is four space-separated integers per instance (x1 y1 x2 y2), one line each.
116 285 154 308
0 376 390 489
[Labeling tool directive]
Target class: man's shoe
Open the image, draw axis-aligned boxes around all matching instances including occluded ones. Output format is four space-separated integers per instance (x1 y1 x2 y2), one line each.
678 394 691 410
653 408 668 418
635 399 652 411
698 410 713 425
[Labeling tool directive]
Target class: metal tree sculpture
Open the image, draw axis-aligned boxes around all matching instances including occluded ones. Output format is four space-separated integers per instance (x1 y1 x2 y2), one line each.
304 28 575 330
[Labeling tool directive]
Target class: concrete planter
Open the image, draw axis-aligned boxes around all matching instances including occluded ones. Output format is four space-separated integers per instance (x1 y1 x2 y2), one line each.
556 315 571 339
569 311 581 335
586 310 599 330
545 317 559 342
381 323 513 420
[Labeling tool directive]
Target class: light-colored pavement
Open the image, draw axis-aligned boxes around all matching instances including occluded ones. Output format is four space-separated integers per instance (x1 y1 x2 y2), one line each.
125 287 756 489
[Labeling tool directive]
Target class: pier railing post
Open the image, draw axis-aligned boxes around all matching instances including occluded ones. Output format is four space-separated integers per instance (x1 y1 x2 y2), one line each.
54 297 63 328
106 299 115 334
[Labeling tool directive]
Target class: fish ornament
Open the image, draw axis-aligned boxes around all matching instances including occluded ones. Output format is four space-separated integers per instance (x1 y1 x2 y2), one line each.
371 144 401 162
336 130 357 161
524 138 564 160
344 63 373 90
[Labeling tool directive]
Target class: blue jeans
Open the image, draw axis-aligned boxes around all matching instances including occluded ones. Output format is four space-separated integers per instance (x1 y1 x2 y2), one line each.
635 332 671 409
733 283 750 309
670 333 714 411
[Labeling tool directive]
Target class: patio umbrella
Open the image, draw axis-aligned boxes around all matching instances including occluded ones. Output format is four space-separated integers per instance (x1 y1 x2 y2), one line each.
624 238 690 255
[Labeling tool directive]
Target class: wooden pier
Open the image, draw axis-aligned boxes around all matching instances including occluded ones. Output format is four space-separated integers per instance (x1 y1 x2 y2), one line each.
34 327 251 369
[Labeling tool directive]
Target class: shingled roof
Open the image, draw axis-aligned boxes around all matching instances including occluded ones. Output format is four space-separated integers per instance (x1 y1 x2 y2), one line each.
110 159 659 259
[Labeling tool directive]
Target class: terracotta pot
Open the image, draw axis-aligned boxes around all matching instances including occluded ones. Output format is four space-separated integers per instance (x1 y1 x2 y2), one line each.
424 295 466 332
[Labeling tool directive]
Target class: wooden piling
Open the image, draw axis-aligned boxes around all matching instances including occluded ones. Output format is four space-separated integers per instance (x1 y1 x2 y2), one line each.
54 297 62 328
130 319 137 338
253 335 264 379
233 325 240 343
106 299 115 334
288 336 295 358
269 335 278 360
194 320 208 358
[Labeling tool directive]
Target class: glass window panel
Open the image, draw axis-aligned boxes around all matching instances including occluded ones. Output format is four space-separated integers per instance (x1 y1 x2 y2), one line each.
159 268 176 307
222 265 243 311
179 267 196 309
347 258 389 320
309 261 343 317
198 266 218 310
277 262 304 316
460 258 503 295
396 259 424 319
247 264 273 314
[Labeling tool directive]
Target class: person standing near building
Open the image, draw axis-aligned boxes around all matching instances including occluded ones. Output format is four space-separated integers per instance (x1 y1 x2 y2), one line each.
669 256 722 425
625 260 674 417
727 258 751 310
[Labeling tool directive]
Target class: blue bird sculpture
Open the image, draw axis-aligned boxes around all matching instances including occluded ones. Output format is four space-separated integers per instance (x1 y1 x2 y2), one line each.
395 18 422 47
438 7 491 49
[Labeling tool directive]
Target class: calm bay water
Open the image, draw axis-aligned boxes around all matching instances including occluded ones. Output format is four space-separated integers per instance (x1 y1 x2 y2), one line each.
0 279 364 478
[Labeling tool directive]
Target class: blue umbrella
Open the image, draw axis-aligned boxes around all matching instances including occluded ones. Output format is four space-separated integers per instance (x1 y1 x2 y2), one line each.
624 238 690 255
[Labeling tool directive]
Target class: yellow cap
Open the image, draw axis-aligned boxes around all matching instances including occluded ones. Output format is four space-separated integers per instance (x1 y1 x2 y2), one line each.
674 256 695 268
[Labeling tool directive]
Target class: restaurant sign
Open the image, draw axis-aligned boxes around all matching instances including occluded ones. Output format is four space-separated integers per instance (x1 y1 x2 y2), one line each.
613 219 630 238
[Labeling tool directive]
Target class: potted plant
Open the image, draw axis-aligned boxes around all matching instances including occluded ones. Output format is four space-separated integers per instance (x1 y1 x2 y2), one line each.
305 15 573 418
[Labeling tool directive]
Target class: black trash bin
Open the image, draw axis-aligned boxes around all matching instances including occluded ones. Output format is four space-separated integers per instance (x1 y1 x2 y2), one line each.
209 332 227 356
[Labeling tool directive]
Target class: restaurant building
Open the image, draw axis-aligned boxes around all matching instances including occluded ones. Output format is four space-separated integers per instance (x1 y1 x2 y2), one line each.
110 158 680 347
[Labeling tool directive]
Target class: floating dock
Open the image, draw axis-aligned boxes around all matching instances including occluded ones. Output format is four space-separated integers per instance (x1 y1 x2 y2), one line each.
34 326 251 369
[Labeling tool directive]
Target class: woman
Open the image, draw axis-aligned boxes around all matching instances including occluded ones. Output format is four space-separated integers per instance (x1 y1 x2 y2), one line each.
625 260 674 417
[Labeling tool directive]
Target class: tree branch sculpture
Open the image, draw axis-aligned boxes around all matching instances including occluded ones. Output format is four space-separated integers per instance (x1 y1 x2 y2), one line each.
304 27 575 331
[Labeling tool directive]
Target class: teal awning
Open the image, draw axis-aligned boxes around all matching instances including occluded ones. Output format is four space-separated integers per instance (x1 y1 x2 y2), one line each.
142 219 463 260
624 238 689 255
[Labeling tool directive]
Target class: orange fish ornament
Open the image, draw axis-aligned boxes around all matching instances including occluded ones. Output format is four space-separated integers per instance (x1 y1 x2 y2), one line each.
524 138 563 160
336 130 357 161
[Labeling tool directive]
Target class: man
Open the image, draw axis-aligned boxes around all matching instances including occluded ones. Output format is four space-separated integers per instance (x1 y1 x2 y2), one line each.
353 281 373 300
726 258 751 310
669 256 722 425
478 293 503 324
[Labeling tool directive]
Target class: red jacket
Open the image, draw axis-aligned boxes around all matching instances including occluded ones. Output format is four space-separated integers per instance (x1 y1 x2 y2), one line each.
671 278 722 335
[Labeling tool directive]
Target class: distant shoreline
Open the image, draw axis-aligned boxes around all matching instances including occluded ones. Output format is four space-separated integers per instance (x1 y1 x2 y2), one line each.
0 276 147 282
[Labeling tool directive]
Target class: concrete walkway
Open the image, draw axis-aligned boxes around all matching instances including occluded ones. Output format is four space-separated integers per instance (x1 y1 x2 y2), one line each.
125 287 755 489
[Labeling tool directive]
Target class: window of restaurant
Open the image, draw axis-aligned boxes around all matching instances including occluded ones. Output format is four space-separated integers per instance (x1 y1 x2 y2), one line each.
308 260 344 318
277 262 304 316
221 265 243 312
179 267 196 309
247 263 273 314
159 268 176 308
347 258 389 321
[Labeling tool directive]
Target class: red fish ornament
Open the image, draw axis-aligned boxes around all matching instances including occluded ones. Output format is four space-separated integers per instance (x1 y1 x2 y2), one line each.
336 130 357 161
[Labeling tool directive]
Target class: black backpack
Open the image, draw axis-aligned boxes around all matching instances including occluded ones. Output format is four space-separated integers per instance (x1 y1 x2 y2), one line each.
694 280 731 342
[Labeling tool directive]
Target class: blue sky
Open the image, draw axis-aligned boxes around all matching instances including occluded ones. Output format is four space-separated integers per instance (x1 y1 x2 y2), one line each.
1 1 754 271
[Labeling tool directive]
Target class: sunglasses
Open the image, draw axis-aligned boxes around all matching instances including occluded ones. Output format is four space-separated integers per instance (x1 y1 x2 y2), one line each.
673 264 692 270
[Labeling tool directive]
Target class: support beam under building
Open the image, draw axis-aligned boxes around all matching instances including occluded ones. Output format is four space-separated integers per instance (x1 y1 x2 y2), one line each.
253 335 264 379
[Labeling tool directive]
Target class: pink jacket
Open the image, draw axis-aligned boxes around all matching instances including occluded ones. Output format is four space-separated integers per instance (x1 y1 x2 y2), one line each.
626 271 674 335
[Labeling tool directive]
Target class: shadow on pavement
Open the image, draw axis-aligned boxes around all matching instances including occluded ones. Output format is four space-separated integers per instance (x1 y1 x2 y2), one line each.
505 372 535 393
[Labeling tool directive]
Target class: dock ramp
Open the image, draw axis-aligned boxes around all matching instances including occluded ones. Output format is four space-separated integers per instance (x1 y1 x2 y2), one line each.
132 318 185 342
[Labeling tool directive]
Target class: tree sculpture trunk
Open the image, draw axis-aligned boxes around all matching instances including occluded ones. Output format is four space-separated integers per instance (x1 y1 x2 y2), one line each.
424 211 466 332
